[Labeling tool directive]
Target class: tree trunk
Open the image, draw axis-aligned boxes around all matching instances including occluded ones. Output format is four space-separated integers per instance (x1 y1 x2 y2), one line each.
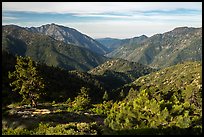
31 99 37 108
29 92 37 108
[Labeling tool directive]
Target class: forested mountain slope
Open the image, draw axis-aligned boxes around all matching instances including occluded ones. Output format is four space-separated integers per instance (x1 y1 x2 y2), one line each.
98 35 148 53
111 61 202 101
105 61 202 134
2 51 106 105
26 23 109 55
2 25 108 71
88 58 155 90
107 27 202 69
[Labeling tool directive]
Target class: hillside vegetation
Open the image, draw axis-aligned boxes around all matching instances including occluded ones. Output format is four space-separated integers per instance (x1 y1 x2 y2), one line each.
2 51 106 106
105 61 202 134
107 27 202 69
88 58 155 90
26 23 109 55
2 24 202 135
2 25 107 71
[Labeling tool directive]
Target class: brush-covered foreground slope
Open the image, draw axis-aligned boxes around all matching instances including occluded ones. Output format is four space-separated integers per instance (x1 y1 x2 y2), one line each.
112 61 202 101
105 61 202 134
2 25 107 71
107 27 202 69
88 58 155 90
26 23 109 55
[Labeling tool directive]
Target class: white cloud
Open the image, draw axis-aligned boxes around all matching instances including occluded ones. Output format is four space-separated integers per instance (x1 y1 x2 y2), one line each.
62 20 202 39
2 2 202 14
2 2 202 39
2 16 18 20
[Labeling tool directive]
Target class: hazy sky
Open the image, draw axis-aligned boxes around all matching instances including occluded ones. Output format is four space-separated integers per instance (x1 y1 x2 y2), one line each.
2 2 202 39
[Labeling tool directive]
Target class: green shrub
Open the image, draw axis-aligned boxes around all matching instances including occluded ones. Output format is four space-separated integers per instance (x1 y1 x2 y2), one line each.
2 128 32 135
72 87 91 111
33 122 98 135
105 88 202 134
90 100 113 116
66 98 71 104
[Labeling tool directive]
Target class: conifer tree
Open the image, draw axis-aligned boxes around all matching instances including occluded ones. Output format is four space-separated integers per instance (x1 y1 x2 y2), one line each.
73 87 91 110
8 56 45 107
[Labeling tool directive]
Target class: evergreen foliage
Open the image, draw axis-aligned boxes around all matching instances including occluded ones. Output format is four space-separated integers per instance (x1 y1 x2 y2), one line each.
2 122 99 135
104 61 202 134
88 58 155 91
107 27 202 69
105 88 202 134
90 100 113 116
2 25 107 72
72 87 91 110
1 24 202 135
8 56 45 107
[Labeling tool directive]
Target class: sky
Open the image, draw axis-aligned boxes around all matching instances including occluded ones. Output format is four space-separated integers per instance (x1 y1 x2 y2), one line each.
2 2 202 39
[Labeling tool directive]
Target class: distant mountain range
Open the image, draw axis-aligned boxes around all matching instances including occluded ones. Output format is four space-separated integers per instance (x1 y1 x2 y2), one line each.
95 38 123 52
25 23 109 55
106 27 202 69
2 24 202 72
2 25 107 71
96 35 148 53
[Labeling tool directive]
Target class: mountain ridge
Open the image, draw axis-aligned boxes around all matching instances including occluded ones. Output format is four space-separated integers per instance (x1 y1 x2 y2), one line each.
2 25 108 71
25 23 109 55
106 27 202 69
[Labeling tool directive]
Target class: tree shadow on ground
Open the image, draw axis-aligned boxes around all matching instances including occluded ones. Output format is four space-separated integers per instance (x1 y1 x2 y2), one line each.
2 104 104 130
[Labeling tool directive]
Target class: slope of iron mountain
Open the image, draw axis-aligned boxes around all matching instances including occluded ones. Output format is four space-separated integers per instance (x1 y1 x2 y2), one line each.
2 25 108 71
26 23 109 55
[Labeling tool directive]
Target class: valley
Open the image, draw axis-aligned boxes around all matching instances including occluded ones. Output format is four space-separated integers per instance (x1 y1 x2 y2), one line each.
2 24 202 135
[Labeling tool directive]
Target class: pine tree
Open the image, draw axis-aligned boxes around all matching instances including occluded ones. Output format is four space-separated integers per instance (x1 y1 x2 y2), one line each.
8 56 45 107
73 87 91 110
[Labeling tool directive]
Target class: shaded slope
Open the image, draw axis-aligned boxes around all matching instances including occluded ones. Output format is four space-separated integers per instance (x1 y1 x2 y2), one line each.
2 51 106 105
2 25 107 71
88 58 155 90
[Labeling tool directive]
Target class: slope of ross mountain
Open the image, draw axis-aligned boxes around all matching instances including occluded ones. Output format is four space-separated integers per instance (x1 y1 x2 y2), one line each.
26 23 109 55
107 27 202 69
2 25 108 71
103 35 148 54
96 37 123 52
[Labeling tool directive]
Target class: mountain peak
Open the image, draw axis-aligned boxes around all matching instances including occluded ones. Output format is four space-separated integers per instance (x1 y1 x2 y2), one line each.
25 23 109 55
50 23 57 26
172 26 188 30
